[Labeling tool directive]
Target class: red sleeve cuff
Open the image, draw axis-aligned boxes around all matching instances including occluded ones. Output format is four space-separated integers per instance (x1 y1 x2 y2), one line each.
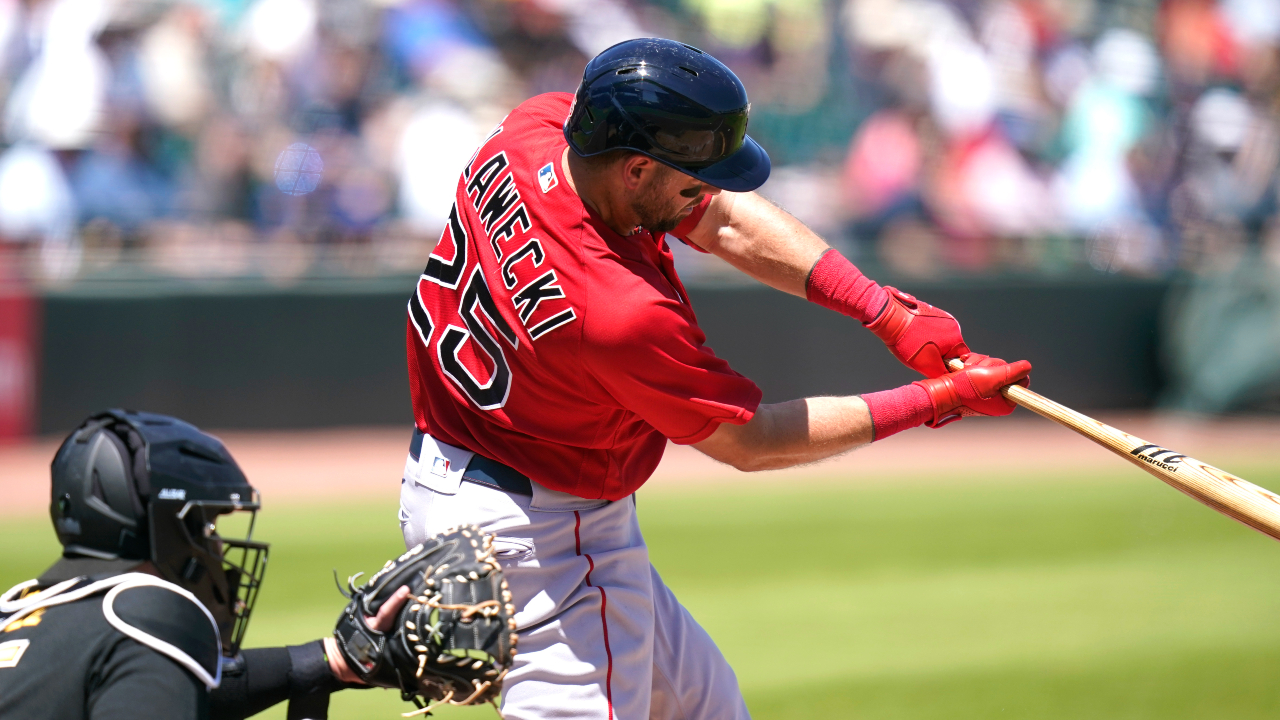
668 401 759 445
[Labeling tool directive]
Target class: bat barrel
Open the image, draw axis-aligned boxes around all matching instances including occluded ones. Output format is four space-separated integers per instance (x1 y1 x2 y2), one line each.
944 358 1280 542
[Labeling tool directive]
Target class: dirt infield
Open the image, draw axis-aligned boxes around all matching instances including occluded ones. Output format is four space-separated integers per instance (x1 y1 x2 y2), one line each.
2 412 1276 518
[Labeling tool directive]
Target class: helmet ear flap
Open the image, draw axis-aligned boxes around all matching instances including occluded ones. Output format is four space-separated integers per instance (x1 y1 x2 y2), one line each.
53 423 151 560
114 421 152 500
95 428 146 521
100 429 151 559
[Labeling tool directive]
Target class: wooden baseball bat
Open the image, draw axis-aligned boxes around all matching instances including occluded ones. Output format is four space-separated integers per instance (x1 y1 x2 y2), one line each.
945 358 1280 541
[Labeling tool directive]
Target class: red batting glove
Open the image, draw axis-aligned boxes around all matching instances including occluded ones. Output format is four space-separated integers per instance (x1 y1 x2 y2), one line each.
912 355 1032 427
865 287 971 378
805 252 972 378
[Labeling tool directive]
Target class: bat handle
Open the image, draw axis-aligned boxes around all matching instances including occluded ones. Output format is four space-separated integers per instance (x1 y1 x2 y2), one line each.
943 359 1189 471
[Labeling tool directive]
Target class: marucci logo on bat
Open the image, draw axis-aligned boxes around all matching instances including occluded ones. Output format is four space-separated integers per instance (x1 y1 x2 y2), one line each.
1130 444 1187 472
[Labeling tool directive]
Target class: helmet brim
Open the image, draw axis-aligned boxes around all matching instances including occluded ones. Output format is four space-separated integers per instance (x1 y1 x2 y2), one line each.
681 134 771 193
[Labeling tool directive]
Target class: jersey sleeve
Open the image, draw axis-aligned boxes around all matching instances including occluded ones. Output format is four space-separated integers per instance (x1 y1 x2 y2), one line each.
583 288 761 444
666 195 713 253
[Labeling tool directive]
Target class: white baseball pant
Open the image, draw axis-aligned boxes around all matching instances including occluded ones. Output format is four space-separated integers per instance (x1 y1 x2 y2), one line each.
398 432 751 720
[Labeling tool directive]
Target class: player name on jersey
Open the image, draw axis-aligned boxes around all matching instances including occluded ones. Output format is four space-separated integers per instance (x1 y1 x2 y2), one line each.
412 124 576 346
464 148 574 334
407 118 577 414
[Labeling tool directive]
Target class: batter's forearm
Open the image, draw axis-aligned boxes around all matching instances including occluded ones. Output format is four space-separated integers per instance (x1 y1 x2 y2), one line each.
686 192 829 298
694 396 873 471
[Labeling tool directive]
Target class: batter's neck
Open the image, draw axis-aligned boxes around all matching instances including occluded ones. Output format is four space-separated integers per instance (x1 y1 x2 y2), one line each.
562 147 635 236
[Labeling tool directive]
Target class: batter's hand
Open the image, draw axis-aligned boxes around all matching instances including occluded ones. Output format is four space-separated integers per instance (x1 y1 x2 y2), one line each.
913 354 1032 427
865 287 970 378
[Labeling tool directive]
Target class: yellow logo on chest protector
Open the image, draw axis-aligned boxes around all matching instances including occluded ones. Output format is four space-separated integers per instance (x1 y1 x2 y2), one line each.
0 639 30 668
2 608 44 633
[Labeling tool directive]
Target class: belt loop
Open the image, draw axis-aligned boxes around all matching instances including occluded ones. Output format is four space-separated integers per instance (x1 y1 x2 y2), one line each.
409 428 425 461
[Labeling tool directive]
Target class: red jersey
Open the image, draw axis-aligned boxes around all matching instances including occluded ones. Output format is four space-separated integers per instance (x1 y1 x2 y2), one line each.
406 93 761 501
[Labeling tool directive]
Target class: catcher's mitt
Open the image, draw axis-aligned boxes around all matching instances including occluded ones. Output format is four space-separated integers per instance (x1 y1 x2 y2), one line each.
333 526 518 716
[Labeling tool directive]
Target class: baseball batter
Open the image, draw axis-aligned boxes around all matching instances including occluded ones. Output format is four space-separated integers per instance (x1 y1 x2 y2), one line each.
398 38 1032 720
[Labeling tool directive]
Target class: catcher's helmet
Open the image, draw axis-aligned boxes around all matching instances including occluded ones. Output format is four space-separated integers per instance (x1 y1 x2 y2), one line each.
565 37 771 192
49 409 268 653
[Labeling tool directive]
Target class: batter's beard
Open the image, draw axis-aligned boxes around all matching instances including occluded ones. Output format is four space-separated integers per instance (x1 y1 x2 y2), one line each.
630 178 689 235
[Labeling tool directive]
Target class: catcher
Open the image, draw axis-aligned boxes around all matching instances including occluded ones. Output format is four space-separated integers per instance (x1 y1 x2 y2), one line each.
0 409 515 720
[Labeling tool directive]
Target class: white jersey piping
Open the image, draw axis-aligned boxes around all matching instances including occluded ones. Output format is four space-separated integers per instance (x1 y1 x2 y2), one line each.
0 573 223 689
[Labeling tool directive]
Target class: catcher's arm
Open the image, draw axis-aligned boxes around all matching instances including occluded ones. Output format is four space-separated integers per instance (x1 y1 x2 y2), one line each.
209 588 411 720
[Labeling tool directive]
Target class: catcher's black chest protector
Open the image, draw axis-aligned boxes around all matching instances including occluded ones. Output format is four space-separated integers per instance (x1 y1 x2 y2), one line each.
0 574 219 719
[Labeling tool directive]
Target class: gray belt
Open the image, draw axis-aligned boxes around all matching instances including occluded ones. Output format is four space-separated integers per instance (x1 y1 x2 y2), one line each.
409 429 533 496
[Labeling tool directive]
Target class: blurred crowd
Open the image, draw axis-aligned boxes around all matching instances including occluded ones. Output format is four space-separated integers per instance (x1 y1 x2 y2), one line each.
834 0 1280 279
0 0 1278 284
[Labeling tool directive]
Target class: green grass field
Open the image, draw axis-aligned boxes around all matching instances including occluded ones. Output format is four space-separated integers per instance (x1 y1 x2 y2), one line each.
4 467 1280 719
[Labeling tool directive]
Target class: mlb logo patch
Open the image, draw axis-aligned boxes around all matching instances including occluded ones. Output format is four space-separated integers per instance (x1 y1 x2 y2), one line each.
430 456 450 477
538 162 558 193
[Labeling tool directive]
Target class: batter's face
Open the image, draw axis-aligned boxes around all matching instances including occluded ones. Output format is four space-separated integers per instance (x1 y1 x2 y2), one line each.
630 163 720 234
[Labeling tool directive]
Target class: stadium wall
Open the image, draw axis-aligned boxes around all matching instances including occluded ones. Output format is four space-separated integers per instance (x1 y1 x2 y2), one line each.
36 278 1169 434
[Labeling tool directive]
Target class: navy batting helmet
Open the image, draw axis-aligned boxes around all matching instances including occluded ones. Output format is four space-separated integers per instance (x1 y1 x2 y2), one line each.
565 37 771 192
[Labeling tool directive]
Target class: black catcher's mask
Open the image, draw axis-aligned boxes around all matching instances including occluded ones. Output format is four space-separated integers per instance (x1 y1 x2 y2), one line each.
49 409 268 654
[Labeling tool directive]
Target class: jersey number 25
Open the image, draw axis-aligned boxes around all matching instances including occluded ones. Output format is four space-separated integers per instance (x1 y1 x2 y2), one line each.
409 204 519 411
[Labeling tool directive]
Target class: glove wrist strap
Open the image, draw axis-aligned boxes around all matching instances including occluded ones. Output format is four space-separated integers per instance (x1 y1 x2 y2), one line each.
914 375 964 427
332 601 393 687
864 291 913 343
